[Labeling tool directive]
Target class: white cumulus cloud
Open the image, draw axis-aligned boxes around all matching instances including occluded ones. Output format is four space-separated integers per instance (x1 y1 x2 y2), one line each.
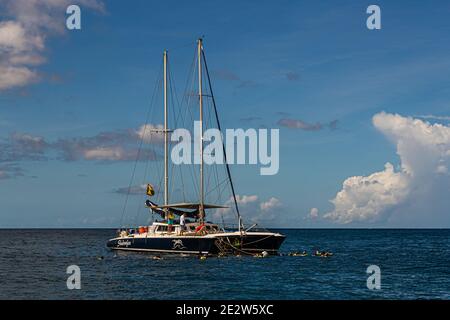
308 207 319 220
136 124 165 143
260 197 282 212
325 112 450 226
214 194 283 224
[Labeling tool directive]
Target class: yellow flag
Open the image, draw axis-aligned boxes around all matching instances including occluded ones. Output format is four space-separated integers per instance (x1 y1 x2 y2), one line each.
146 184 155 196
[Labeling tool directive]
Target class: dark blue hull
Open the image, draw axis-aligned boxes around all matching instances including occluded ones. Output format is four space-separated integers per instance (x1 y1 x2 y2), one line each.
211 233 286 255
107 236 215 254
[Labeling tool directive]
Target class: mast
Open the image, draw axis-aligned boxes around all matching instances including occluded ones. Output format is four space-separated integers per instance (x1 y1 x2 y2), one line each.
163 50 169 206
198 38 204 221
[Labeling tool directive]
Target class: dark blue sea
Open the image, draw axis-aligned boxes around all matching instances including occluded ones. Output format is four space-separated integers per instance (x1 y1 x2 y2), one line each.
0 229 449 300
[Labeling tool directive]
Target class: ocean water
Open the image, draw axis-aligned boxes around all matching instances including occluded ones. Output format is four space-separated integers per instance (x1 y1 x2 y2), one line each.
0 229 448 300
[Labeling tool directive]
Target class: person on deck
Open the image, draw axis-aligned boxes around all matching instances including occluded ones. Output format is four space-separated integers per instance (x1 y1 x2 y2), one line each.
167 211 175 233
180 213 186 234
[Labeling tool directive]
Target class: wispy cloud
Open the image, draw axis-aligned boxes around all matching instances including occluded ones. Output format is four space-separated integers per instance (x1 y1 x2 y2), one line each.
277 118 338 131
275 111 291 117
236 80 258 89
414 114 450 121
278 118 322 131
329 119 339 130
0 132 48 162
212 69 240 81
0 163 24 180
240 116 262 122
212 68 258 89
53 127 160 162
113 184 147 195
285 71 300 81
0 0 105 91
0 123 163 180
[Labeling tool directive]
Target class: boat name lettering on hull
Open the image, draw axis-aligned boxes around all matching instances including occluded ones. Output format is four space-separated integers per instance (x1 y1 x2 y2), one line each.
117 240 132 247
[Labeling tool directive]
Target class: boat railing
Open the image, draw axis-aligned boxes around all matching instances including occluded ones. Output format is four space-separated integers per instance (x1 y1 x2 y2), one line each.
220 223 272 233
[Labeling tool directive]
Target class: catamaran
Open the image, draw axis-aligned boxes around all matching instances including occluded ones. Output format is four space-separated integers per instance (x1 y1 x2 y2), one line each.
107 39 285 255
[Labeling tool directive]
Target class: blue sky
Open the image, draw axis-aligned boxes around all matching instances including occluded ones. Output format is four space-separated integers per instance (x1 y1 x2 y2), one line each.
1 0 450 227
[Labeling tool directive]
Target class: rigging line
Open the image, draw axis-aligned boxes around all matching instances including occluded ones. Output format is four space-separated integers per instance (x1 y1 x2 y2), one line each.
136 133 161 223
142 137 158 188
182 46 197 115
167 58 176 201
201 48 241 222
148 140 163 208
168 59 187 202
172 49 192 131
169 48 199 203
135 140 153 224
204 177 229 197
214 170 225 205
206 102 227 207
134 132 159 225
203 96 229 209
136 89 164 224
151 118 165 203
178 49 195 157
203 81 234 212
181 52 196 122
183 48 201 199
119 62 163 227
204 98 216 199
211 139 222 204
201 60 228 213
133 90 163 226
202 60 219 195
170 79 188 202
154 162 164 206
168 58 182 135
208 99 222 206
148 59 169 209
206 93 224 205
133 78 164 225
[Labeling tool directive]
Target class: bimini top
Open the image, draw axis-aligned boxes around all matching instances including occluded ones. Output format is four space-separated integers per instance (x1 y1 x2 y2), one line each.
145 200 229 219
